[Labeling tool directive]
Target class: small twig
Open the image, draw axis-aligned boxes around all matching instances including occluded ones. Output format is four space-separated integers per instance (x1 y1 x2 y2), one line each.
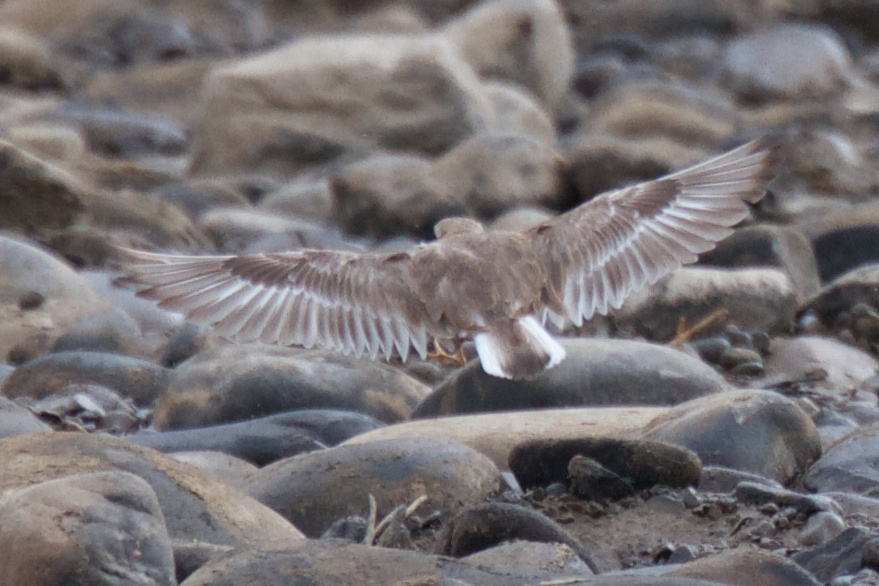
668 307 729 347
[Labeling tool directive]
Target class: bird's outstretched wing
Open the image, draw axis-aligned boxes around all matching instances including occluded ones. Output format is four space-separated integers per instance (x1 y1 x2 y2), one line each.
528 136 778 327
119 248 443 361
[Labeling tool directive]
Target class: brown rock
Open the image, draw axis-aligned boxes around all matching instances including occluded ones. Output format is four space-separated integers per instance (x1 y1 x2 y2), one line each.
615 267 797 341
484 81 557 143
444 0 574 108
245 437 503 537
0 432 306 547
189 34 492 177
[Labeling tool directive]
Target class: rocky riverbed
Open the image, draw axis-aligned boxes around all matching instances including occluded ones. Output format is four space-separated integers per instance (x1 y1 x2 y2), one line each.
2 0 879 584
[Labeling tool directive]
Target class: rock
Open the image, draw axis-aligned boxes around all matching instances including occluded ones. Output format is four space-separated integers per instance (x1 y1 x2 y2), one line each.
197 207 352 253
0 396 51 439
53 102 188 158
615 267 798 341
245 437 503 537
561 0 753 42
178 538 718 585
153 344 429 429
804 424 879 495
170 451 257 492
171 540 233 584
0 140 85 233
0 0 197 69
761 337 879 400
822 0 879 42
0 432 305 547
724 23 854 101
735 482 838 516
568 455 636 500
810 203 879 280
257 178 334 223
698 224 821 300
0 25 69 91
342 406 666 468
462 541 593 575
320 516 368 542
415 338 728 418
667 547 822 586
642 390 822 484
776 129 876 205
330 153 461 240
2 351 169 407
437 502 597 572
484 81 557 143
51 306 146 356
793 527 871 583
443 0 574 108
800 511 847 547
0 471 175 586
131 409 383 466
564 134 694 202
585 80 738 149
509 437 701 492
431 132 564 218
150 177 252 219
84 58 216 125
699 466 782 493
798 265 879 338
28 383 140 433
189 34 491 177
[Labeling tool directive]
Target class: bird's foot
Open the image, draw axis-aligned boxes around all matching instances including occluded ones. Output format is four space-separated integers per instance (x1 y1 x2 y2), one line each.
427 338 468 366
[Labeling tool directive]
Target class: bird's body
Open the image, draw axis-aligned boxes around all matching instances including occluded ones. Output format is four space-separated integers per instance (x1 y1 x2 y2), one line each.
121 137 778 379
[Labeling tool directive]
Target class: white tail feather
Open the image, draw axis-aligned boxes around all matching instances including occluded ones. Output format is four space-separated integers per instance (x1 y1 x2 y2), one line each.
474 315 567 379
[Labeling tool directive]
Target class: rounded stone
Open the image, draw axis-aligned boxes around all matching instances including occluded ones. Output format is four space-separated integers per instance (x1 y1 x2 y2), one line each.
415 338 728 418
2 350 169 407
804 423 879 494
0 432 305 548
642 390 822 484
245 437 503 537
0 471 175 586
153 344 430 430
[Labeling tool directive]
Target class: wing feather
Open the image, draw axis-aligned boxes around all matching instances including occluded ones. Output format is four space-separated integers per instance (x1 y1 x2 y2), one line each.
529 136 777 326
119 247 442 361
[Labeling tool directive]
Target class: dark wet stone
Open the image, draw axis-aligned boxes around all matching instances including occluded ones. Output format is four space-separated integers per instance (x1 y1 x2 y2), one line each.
698 224 821 300
0 432 305 548
131 409 383 466
798 264 879 342
2 350 169 407
699 466 782 493
689 337 731 364
568 455 635 501
0 471 175 586
158 322 211 368
415 338 728 417
642 390 822 484
178 538 728 586
793 527 871 583
0 396 50 439
804 423 879 495
436 502 597 573
320 516 368 542
171 540 233 584
153 345 429 430
803 205 879 283
509 437 701 492
245 437 502 538
735 482 837 516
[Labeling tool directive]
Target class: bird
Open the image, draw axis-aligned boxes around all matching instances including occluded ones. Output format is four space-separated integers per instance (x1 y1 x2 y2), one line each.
120 136 777 380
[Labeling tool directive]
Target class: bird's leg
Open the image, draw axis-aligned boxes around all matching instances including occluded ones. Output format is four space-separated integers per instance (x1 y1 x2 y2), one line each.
427 337 468 366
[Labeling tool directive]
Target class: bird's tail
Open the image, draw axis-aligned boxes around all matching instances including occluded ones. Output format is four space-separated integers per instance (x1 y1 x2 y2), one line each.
474 316 566 379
